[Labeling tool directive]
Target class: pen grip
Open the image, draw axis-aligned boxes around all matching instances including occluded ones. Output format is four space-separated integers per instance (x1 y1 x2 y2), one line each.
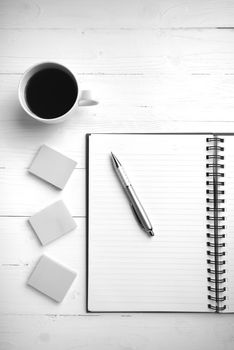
125 185 152 233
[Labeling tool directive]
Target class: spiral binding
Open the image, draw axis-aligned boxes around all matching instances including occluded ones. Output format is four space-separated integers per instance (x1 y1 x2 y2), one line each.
206 137 226 312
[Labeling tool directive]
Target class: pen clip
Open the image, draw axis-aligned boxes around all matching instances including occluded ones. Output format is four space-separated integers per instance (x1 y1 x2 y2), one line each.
131 204 145 230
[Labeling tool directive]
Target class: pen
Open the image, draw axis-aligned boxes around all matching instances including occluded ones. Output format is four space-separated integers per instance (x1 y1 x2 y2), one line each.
111 152 154 237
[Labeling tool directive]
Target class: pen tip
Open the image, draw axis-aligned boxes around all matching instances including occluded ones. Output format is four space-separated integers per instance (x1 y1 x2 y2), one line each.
110 152 121 167
111 152 117 159
149 230 155 237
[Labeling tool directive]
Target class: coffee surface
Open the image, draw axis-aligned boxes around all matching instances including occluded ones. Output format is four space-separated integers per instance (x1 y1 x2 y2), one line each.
25 68 78 119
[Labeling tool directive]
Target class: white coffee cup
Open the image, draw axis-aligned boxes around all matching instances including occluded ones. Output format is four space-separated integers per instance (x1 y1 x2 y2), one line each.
18 62 97 124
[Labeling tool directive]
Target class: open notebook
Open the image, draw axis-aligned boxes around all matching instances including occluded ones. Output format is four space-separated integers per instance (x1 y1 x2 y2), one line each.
87 134 234 313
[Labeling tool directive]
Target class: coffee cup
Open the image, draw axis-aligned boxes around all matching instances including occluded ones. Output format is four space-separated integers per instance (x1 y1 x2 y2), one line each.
18 62 97 124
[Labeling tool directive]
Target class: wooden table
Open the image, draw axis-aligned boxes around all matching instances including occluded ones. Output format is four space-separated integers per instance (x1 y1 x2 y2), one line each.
1 1 234 349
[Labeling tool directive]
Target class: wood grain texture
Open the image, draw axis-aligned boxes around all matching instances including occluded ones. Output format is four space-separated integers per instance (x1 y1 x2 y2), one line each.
1 313 234 350
1 168 85 216
1 0 234 29
1 0 234 349
1 28 234 74
0 218 86 315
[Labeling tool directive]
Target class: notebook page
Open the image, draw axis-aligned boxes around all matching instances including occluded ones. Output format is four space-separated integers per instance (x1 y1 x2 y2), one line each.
88 134 209 312
221 136 234 312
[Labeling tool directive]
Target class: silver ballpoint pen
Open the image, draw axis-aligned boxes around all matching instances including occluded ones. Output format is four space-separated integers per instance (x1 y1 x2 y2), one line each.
111 152 154 237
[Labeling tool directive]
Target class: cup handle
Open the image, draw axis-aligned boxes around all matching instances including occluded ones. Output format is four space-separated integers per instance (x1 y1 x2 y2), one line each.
78 90 98 106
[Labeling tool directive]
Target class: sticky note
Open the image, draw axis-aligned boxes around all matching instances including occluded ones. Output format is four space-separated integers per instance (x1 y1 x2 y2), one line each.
29 145 77 189
29 200 77 245
27 255 77 302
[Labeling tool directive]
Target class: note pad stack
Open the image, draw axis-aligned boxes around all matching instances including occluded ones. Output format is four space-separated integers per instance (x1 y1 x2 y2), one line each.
87 134 234 313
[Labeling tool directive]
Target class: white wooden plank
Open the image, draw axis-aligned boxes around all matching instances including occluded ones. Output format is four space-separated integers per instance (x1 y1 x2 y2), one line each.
2 118 234 171
2 119 234 171
0 217 86 315
0 313 234 350
1 0 234 29
1 29 234 74
1 168 85 216
2 72 234 122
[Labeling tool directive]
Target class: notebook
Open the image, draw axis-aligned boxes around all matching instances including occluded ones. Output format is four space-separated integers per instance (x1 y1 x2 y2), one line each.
87 133 234 313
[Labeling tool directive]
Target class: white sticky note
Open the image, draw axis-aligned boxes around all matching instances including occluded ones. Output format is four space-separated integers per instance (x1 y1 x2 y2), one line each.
29 200 77 245
29 145 77 189
27 255 77 302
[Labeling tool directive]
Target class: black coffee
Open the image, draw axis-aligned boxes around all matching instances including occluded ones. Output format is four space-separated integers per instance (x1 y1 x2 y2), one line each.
25 68 78 119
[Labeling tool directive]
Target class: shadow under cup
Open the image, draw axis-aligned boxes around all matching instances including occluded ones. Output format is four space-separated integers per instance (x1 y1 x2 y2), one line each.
22 63 78 120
